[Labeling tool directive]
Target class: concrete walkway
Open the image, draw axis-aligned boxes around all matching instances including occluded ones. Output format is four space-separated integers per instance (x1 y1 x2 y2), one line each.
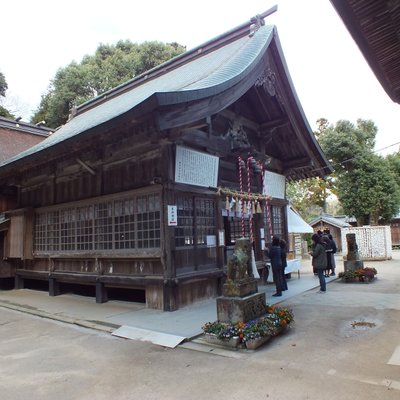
2 251 399 346
2 252 399 400
0 256 339 342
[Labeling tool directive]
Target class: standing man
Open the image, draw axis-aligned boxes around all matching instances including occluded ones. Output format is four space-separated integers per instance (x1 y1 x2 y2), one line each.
266 236 284 297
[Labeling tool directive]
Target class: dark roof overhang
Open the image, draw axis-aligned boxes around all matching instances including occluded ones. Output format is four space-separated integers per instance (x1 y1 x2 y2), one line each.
330 0 400 103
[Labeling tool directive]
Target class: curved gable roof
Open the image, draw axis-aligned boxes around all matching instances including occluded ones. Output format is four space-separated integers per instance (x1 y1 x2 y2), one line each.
0 13 332 180
0 24 275 171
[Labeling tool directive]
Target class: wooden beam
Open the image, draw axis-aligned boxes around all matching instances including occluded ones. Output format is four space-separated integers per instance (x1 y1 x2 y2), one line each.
283 157 314 170
76 158 96 175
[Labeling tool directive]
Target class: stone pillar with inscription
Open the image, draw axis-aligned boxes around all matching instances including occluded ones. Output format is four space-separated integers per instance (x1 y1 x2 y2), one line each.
344 233 364 271
216 237 266 323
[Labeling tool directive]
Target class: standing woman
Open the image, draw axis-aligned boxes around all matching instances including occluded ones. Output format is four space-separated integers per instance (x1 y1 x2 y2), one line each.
279 239 288 291
266 236 284 297
310 233 327 293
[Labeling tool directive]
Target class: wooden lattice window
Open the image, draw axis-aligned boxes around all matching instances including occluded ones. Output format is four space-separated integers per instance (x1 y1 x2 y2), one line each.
263 204 284 242
114 199 135 250
195 198 216 245
77 206 93 251
60 208 76 251
271 205 284 238
34 191 161 253
175 196 194 247
229 217 250 243
136 194 161 249
94 203 113 250
175 196 216 247
47 210 60 251
34 212 47 252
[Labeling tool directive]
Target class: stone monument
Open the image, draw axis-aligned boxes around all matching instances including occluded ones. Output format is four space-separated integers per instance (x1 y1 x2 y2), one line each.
344 233 364 271
216 237 266 323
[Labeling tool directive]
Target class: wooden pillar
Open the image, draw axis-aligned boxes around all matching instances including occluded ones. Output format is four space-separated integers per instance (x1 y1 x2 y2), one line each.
163 279 178 311
49 277 60 296
15 274 24 289
96 282 108 303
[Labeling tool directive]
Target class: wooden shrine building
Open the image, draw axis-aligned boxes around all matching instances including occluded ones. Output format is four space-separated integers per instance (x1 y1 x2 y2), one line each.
0 12 332 310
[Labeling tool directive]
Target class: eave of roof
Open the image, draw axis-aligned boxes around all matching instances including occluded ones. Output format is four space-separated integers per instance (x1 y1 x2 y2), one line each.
0 116 53 137
309 214 352 229
330 0 400 103
0 9 332 180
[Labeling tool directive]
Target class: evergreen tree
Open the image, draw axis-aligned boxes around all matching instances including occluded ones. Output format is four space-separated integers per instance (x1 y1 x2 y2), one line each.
31 40 186 128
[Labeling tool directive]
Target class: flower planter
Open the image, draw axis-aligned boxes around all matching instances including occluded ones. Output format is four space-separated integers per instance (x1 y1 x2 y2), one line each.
203 333 241 348
341 277 376 283
245 335 271 350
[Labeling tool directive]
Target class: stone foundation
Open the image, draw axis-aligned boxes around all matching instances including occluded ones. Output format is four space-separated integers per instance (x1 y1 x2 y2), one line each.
216 292 266 323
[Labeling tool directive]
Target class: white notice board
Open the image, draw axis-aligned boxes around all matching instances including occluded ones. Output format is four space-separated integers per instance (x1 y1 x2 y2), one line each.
175 146 219 188
263 170 286 199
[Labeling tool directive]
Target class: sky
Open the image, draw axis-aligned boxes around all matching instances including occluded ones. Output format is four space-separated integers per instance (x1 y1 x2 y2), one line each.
1 0 399 156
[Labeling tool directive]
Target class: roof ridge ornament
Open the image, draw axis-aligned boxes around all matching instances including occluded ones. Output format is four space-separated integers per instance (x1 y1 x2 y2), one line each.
249 5 278 37
249 14 265 37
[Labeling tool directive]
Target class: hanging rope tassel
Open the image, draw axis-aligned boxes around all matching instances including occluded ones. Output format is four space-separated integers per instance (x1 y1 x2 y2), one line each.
246 156 254 243
246 156 259 279
238 156 245 237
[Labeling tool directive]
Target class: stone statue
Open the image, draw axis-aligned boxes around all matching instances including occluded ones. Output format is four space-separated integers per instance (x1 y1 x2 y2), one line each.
226 237 253 282
218 237 265 322
344 233 364 271
346 233 360 261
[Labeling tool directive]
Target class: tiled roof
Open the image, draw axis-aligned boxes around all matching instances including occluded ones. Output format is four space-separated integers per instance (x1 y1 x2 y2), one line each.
309 214 352 229
0 24 274 170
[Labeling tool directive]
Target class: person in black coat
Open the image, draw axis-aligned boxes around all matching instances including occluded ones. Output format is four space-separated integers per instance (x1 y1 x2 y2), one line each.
266 236 284 297
279 238 288 291
328 234 337 276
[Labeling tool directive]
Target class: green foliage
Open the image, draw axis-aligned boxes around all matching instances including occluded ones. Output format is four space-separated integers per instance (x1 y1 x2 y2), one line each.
337 154 400 224
0 105 14 118
287 177 331 220
387 151 400 191
0 71 8 97
317 118 400 224
298 118 400 224
0 71 14 118
317 119 377 170
31 40 186 128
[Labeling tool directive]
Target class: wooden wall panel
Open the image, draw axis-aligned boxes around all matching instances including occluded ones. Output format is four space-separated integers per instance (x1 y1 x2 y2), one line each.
5 214 24 258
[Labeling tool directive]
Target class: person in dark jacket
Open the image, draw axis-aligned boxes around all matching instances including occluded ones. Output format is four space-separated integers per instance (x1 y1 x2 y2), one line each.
322 234 332 277
328 234 337 276
279 238 288 291
266 236 284 297
310 233 327 293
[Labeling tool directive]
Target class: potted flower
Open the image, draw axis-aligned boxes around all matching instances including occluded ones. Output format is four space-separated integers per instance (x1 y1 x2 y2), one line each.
357 267 377 282
202 304 294 350
201 321 241 347
339 267 377 283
